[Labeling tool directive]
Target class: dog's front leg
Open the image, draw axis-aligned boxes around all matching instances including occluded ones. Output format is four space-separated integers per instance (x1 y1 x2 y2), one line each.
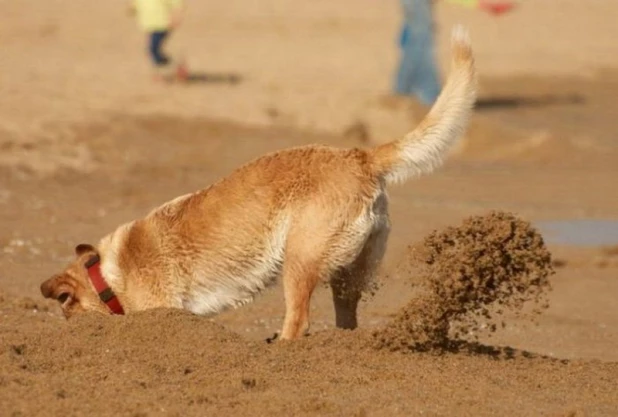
278 260 323 340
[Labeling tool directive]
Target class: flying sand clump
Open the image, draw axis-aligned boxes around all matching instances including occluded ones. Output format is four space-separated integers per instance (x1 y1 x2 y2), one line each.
374 211 555 352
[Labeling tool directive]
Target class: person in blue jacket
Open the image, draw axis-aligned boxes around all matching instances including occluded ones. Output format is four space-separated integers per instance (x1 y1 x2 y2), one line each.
394 0 441 105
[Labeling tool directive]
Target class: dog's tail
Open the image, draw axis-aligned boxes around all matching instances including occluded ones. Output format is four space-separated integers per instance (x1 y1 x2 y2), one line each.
370 25 477 185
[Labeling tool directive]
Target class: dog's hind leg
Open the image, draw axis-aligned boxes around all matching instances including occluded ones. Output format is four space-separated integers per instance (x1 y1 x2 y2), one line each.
330 224 389 330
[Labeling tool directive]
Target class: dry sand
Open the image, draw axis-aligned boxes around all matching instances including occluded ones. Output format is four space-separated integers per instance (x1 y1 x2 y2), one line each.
1 0 618 416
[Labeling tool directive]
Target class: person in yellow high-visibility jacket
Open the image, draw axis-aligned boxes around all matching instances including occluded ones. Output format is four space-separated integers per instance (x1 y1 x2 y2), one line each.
130 0 188 80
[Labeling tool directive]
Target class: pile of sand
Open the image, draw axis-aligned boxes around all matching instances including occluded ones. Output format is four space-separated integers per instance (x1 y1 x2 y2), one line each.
374 211 554 352
4 305 617 417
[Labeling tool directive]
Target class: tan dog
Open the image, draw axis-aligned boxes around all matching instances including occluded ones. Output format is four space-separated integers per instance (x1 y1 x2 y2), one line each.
40 26 477 340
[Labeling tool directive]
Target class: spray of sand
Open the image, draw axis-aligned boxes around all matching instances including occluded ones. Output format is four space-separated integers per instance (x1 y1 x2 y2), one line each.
374 211 554 352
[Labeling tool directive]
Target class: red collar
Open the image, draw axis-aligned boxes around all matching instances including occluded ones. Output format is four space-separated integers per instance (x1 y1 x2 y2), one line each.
85 255 125 315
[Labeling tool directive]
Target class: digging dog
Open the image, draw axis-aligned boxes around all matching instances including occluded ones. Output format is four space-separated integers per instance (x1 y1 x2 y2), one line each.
40 26 477 340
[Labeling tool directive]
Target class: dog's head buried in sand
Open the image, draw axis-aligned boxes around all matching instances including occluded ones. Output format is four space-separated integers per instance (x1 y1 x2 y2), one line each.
41 26 477 341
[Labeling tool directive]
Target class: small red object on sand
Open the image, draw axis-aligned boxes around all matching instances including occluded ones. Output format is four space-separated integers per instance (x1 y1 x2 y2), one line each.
479 0 516 16
176 62 189 82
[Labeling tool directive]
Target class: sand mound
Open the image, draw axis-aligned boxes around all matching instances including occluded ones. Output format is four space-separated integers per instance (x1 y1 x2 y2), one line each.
7 309 246 373
374 211 555 352
4 306 617 417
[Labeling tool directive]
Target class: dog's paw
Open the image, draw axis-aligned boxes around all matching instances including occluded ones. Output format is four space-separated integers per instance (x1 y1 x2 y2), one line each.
265 332 279 344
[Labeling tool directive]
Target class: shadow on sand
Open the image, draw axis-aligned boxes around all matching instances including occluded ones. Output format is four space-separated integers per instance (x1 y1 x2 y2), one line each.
181 71 243 85
475 93 584 111
407 339 569 362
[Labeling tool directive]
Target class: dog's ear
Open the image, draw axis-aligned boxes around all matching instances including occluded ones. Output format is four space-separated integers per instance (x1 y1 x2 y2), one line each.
40 274 76 303
75 243 96 257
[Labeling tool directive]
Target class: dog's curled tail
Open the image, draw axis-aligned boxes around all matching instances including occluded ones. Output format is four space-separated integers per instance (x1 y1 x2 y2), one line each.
370 25 477 185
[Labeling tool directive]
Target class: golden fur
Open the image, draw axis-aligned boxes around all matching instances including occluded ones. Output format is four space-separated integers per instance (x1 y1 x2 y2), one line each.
41 26 477 340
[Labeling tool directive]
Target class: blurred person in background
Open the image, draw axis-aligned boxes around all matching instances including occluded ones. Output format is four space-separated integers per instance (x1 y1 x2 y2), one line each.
130 0 189 82
394 0 516 105
394 0 441 105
